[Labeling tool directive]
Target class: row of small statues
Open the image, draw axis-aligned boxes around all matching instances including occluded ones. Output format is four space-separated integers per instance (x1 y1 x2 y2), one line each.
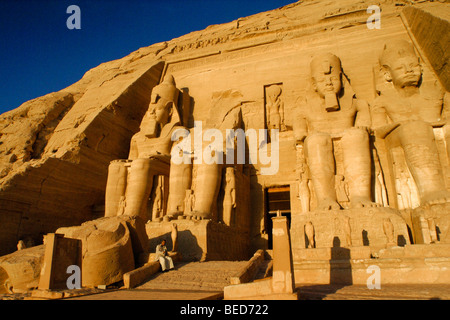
105 39 450 222
303 215 439 249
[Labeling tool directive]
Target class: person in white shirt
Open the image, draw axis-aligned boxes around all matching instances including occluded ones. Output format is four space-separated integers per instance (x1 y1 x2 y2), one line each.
155 240 174 272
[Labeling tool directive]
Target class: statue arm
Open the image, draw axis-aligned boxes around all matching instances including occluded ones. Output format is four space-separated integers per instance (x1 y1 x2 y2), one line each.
370 99 399 139
442 91 450 124
128 134 139 160
231 188 236 208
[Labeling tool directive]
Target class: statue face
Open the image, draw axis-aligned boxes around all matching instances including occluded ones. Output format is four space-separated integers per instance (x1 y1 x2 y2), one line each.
140 92 173 137
149 92 172 125
386 56 422 88
311 67 342 98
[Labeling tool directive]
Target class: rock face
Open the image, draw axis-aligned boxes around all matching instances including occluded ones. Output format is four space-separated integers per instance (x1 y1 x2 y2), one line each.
0 245 45 293
0 54 164 255
0 0 449 266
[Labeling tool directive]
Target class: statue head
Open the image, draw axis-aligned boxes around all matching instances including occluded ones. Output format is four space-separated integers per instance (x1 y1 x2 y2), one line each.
379 40 422 89
266 85 282 104
310 53 343 98
225 167 235 182
141 74 180 138
310 53 343 111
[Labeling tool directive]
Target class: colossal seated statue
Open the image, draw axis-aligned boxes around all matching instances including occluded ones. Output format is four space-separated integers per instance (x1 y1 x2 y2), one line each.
371 40 450 206
105 74 185 220
294 53 377 211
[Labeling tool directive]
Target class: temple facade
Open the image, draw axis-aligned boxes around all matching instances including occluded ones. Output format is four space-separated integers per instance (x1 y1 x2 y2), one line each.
1 0 450 295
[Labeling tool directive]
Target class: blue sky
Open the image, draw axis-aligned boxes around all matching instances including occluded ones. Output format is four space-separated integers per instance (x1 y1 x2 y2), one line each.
0 0 295 114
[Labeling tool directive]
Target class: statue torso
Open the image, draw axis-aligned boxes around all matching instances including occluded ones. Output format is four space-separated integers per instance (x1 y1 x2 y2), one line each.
305 96 357 136
375 85 444 125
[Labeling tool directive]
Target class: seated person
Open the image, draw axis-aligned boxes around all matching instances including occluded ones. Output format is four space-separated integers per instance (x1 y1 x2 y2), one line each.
155 240 174 272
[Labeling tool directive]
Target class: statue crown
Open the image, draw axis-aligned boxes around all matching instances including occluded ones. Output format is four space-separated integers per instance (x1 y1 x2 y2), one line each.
310 53 342 75
379 40 418 68
153 74 179 103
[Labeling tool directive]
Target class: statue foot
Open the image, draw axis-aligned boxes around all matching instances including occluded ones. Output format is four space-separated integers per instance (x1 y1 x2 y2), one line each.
423 191 450 207
351 198 380 209
317 199 341 211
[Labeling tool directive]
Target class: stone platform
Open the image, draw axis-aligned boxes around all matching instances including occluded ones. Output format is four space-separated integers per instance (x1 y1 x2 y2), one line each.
291 207 411 250
293 244 450 285
146 218 250 262
289 206 450 286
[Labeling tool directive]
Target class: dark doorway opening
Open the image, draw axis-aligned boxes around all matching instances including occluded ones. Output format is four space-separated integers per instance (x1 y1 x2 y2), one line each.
265 186 291 249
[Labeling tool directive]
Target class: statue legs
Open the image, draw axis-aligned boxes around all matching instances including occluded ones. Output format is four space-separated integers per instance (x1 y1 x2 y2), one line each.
167 162 192 216
123 158 155 220
105 160 129 217
305 133 340 210
341 127 376 208
193 163 223 219
397 121 449 205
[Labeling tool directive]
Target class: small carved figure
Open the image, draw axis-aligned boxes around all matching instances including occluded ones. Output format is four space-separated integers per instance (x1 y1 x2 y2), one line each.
374 150 388 207
383 218 396 246
427 218 438 243
265 84 285 131
396 167 412 210
152 178 163 221
335 174 350 208
184 189 195 216
343 216 352 247
223 167 237 226
171 223 178 252
17 240 26 251
304 221 315 248
419 216 432 244
298 160 311 213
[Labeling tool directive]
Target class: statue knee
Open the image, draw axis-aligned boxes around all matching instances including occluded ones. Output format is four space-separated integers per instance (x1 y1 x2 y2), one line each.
130 158 152 171
305 133 332 157
305 132 331 147
342 127 369 144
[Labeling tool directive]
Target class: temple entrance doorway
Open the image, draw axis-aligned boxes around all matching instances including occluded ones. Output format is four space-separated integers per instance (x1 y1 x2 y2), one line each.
265 186 291 249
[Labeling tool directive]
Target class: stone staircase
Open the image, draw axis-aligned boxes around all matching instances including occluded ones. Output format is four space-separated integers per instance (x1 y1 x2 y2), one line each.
135 260 250 292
